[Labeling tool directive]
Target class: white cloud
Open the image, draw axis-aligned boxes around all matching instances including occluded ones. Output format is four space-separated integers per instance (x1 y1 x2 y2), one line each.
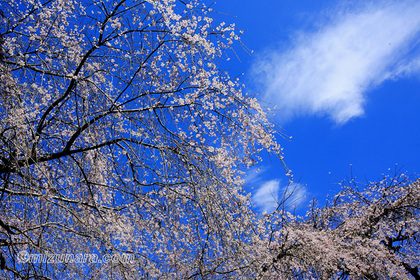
279 182 308 210
253 180 308 212
253 179 280 212
253 0 420 124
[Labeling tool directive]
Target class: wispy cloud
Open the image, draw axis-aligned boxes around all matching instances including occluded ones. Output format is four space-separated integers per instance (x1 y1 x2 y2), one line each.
252 176 309 212
279 182 308 210
253 180 280 213
253 0 420 124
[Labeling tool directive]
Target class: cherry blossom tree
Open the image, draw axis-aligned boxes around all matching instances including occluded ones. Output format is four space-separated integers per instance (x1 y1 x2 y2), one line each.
258 172 420 279
0 0 287 278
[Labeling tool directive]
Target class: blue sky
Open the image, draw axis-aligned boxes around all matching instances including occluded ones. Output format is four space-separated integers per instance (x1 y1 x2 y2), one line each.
214 0 420 212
